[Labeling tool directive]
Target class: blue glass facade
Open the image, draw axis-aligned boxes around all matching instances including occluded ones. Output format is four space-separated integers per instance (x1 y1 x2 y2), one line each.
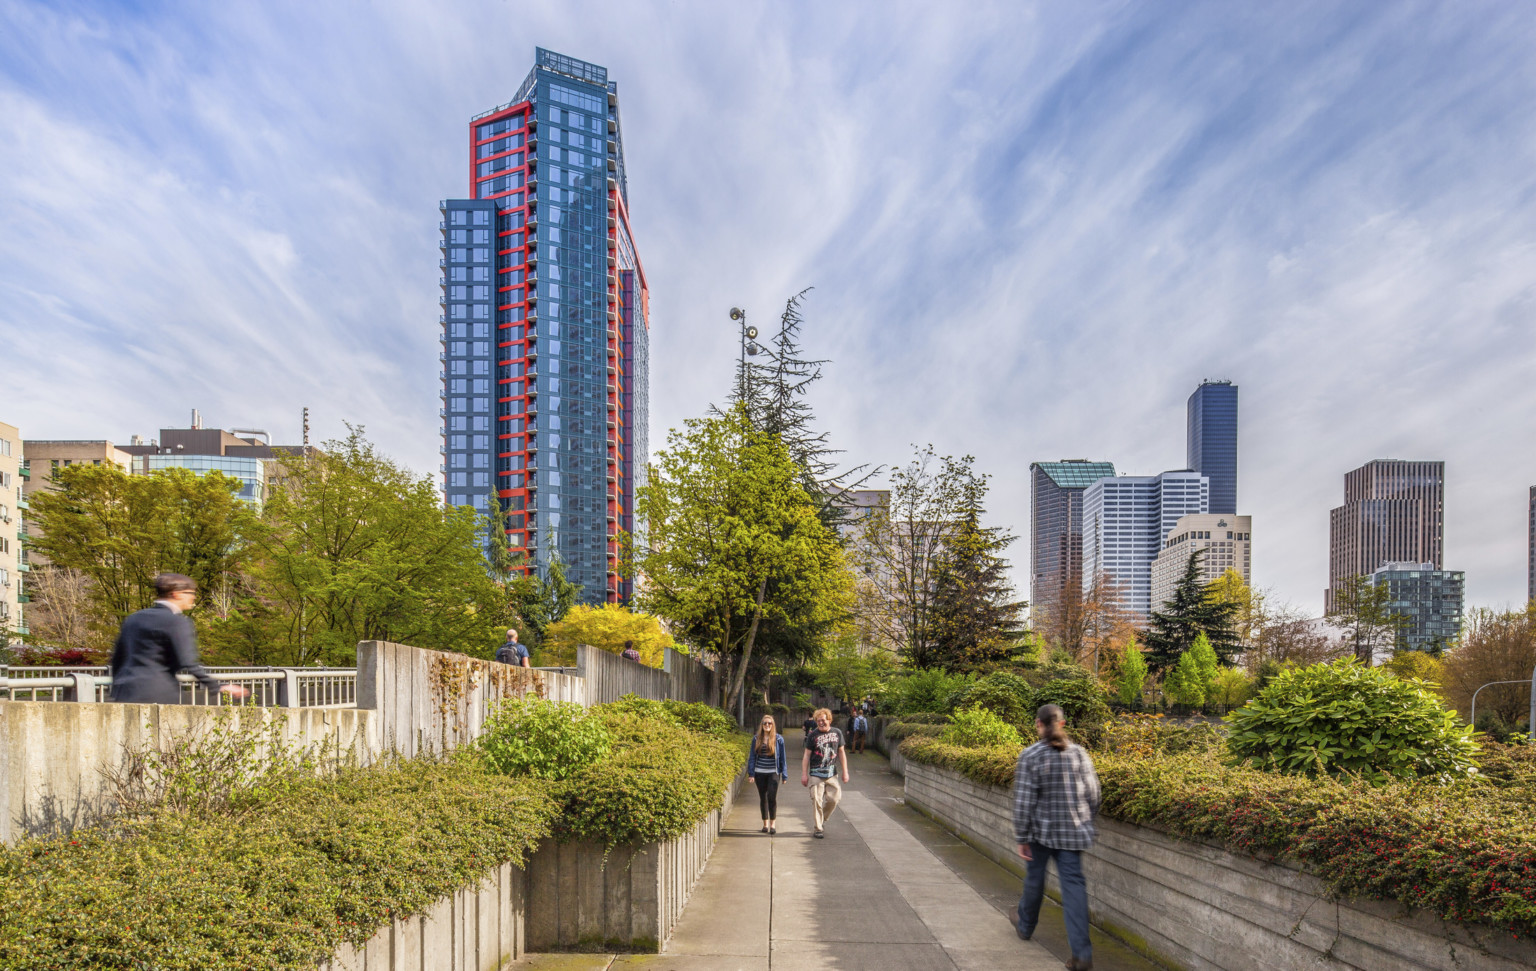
440 49 646 605
1368 563 1464 652
1187 380 1238 515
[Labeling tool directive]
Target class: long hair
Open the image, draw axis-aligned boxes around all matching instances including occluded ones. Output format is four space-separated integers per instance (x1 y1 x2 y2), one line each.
755 715 778 755
1035 704 1068 751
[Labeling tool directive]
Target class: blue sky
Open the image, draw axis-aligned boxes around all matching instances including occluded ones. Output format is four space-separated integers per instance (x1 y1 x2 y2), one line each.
2 0 1534 617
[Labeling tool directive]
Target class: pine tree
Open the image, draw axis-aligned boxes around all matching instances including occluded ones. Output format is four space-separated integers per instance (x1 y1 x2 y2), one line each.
927 477 1026 671
1143 548 1238 672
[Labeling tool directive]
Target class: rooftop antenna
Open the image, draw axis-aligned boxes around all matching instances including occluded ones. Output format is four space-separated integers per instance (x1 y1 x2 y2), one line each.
302 407 310 446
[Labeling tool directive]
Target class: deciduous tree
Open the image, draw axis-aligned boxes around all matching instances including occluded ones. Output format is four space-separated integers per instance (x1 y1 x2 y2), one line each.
541 603 675 667
1326 574 1407 664
1440 606 1536 728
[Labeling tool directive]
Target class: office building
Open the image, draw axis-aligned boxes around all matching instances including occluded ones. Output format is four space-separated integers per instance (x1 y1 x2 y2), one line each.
1187 380 1238 515
1327 460 1444 611
1082 470 1209 620
0 422 22 644
440 48 648 604
20 441 132 493
117 418 313 507
1368 561 1464 653
1150 513 1252 612
1030 461 1116 625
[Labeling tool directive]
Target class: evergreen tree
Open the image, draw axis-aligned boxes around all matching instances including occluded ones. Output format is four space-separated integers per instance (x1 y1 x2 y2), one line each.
1143 548 1238 672
1115 635 1148 705
927 477 1026 671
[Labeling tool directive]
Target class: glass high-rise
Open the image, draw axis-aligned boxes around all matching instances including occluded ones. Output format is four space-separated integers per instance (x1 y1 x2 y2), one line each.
1029 460 1114 624
440 49 648 604
1368 562 1464 653
1082 470 1209 620
1187 380 1238 515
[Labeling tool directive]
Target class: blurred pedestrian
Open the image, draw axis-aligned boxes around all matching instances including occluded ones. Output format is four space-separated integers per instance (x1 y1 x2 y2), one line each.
849 710 869 753
109 574 247 704
1013 703 1100 971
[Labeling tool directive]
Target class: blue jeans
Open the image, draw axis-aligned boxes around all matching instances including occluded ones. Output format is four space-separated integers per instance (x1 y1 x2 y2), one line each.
1016 843 1091 963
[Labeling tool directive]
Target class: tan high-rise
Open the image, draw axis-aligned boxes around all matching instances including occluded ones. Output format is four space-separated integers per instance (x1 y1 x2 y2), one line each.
1327 460 1444 612
0 421 22 643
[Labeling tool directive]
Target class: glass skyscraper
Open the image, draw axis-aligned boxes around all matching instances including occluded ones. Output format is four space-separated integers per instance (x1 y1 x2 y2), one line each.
1082 470 1209 620
440 49 648 604
1368 562 1464 653
1327 460 1444 612
1187 380 1238 515
1029 460 1115 625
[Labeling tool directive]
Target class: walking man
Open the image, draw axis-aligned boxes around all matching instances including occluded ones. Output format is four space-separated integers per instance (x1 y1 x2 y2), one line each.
109 573 247 704
1013 703 1100 970
495 629 530 667
800 707 849 838
849 709 869 754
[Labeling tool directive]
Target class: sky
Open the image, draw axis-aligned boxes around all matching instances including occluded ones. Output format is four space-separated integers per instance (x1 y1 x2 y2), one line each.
2 0 1534 618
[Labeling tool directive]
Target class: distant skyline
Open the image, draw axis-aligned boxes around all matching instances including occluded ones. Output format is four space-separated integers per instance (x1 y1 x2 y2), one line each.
3 1 1535 616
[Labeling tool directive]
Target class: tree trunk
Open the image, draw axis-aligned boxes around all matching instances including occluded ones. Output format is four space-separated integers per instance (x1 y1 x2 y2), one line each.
726 577 769 715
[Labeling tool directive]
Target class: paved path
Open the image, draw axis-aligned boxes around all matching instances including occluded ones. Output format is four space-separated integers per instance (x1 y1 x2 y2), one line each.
509 750 1160 970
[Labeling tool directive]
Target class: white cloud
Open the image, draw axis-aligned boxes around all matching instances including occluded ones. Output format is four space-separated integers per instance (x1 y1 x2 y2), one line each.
1 0 1533 615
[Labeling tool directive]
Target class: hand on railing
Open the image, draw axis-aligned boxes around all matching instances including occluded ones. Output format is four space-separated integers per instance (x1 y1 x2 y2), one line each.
219 684 250 700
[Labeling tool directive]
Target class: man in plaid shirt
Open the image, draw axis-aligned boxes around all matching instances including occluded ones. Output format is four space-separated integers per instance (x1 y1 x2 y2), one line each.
1013 703 1101 971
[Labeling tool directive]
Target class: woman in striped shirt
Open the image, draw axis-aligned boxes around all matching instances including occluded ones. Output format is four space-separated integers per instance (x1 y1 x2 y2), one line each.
749 714 788 834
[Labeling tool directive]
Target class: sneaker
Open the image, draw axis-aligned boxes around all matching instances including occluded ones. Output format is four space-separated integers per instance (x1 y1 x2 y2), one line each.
813 830 825 839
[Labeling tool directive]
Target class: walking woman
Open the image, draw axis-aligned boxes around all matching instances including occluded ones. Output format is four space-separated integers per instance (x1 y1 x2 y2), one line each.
749 714 788 834
1013 703 1101 971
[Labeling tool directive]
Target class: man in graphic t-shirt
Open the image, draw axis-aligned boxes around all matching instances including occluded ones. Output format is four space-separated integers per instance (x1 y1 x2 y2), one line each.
801 707 850 838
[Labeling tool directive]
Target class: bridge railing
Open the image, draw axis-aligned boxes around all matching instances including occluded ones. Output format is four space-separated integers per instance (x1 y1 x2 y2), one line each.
0 665 359 707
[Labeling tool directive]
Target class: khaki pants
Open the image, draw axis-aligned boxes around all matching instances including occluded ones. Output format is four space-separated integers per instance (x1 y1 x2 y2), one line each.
808 776 842 831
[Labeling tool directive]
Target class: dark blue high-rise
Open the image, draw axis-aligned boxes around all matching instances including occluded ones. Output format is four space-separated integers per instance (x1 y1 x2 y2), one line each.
1187 380 1238 515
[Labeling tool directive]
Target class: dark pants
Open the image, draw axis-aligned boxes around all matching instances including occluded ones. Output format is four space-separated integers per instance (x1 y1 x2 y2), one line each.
1017 843 1091 964
753 773 780 820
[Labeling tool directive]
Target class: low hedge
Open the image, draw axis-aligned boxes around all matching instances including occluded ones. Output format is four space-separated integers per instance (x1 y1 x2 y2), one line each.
899 736 1536 939
884 721 947 741
0 699 749 971
0 759 558 970
892 711 952 725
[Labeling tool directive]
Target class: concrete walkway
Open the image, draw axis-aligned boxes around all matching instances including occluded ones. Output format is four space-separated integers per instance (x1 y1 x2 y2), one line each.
508 750 1161 970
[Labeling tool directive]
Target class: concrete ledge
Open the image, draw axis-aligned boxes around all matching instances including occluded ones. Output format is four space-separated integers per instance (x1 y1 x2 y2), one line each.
903 760 1536 971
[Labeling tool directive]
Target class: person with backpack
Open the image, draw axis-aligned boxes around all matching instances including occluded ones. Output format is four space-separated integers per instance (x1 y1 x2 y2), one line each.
620 639 642 662
748 714 788 834
494 629 530 667
848 710 869 753
1013 703 1101 971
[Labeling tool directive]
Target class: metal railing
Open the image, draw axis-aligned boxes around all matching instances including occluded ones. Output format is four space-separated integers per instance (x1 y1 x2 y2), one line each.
0 665 358 708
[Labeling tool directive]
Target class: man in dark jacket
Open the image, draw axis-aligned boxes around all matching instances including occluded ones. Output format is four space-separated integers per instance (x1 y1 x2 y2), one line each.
495 629 530 667
109 574 246 704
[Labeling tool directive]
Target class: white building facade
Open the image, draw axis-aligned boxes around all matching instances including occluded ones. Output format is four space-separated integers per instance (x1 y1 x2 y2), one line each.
0 422 22 644
1150 513 1253 612
1082 470 1209 620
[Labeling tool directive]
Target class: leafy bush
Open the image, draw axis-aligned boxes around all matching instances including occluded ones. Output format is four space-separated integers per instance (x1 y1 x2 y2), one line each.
894 711 952 725
883 721 947 741
1098 713 1222 758
1032 673 1112 732
0 758 558 970
1208 667 1255 707
661 699 737 743
946 671 1035 723
558 713 744 846
901 736 1019 787
1226 659 1478 784
881 668 973 715
941 706 1024 749
480 697 614 780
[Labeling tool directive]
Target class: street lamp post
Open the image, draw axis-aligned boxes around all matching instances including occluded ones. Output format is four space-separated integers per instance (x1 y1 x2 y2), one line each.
729 307 761 402
1468 674 1536 742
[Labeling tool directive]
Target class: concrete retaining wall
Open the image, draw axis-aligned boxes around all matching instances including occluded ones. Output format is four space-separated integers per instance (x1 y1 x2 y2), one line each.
357 640 585 759
525 769 744 951
322 861 525 971
903 760 1536 971
0 701 377 846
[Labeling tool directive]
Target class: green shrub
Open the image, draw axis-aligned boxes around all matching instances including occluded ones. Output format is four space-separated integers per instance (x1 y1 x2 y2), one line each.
1032 673 1112 731
893 711 952 725
1098 712 1222 757
480 697 614 781
881 668 973 715
946 671 1035 723
941 706 1024 749
0 758 558 970
662 699 737 743
883 721 947 741
557 719 744 846
900 736 1020 787
1226 659 1478 784
1113 638 1148 705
